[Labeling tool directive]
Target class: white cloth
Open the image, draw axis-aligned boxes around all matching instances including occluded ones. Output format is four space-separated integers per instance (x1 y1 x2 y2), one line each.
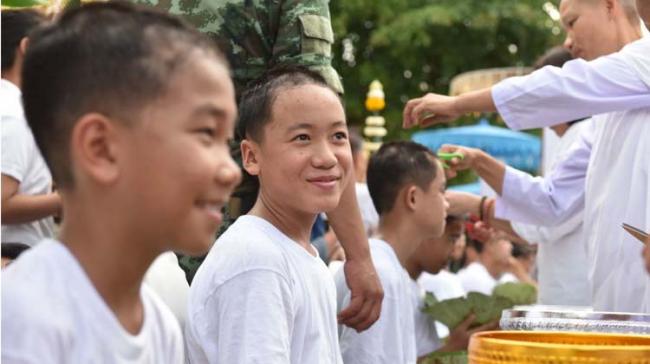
144 252 189 329
335 238 417 364
1 79 56 246
409 278 442 357
186 215 342 364
457 262 516 296
511 121 591 306
491 41 650 312
492 36 650 130
355 183 379 237
1 239 184 363
418 270 466 338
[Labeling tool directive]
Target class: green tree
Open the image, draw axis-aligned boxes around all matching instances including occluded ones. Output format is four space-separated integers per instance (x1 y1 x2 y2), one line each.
331 0 563 141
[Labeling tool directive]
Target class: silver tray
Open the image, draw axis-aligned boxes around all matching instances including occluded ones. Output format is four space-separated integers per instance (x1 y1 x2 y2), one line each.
500 305 650 335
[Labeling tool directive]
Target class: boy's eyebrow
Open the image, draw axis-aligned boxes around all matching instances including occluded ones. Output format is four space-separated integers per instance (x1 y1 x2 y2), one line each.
286 120 347 132
193 104 229 120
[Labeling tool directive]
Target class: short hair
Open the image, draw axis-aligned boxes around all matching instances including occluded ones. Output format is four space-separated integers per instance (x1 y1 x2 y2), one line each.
22 1 226 189
1 9 46 72
366 141 440 215
236 65 341 143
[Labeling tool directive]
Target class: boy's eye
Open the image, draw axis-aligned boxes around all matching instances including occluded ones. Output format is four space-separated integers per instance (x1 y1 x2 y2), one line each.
197 128 216 137
292 134 310 142
333 131 348 141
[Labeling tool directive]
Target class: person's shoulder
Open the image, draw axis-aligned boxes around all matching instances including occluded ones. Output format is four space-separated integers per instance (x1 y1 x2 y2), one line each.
368 239 405 292
193 216 291 286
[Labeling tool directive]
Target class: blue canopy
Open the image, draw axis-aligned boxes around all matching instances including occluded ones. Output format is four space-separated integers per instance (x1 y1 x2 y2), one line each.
411 118 541 171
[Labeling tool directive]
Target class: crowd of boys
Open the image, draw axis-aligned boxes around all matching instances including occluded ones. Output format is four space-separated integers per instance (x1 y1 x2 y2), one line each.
2 0 650 363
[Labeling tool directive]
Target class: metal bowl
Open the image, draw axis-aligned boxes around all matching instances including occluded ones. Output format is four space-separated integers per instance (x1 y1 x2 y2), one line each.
500 305 650 334
469 330 650 363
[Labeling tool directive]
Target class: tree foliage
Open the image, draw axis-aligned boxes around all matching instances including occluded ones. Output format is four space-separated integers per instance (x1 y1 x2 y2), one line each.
330 0 563 140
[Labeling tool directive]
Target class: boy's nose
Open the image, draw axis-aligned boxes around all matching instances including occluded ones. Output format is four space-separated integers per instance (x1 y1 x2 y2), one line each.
312 143 338 169
217 157 242 188
563 35 573 53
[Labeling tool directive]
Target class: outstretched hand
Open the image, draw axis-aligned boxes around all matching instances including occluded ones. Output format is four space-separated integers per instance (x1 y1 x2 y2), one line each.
403 93 461 129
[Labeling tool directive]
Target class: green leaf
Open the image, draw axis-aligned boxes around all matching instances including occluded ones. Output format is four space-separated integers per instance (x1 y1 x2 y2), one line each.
2 0 49 8
492 282 538 305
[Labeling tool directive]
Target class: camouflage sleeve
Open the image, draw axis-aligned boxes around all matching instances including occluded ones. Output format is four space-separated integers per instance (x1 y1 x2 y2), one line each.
273 0 344 94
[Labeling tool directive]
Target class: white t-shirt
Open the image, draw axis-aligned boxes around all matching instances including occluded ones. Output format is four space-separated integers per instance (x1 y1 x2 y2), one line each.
186 215 342 364
1 79 56 246
1 239 184 363
410 278 442 358
418 270 466 338
335 238 417 364
457 262 517 295
144 252 189 329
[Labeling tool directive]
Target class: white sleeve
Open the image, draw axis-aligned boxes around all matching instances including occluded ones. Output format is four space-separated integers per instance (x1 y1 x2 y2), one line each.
1 118 30 182
494 123 593 226
189 269 293 364
511 212 581 245
492 37 650 130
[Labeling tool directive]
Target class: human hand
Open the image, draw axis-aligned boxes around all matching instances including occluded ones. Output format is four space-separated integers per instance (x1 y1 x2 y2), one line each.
445 191 480 216
338 256 384 331
442 314 499 352
403 93 461 129
438 145 482 178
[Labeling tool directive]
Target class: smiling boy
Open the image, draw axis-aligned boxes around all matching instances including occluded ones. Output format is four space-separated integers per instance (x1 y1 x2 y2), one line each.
185 67 352 363
1 3 241 362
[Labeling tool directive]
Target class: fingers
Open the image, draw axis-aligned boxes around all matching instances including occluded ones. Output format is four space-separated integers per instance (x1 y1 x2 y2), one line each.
338 293 382 331
338 294 363 324
457 313 476 331
469 319 500 335
403 97 422 129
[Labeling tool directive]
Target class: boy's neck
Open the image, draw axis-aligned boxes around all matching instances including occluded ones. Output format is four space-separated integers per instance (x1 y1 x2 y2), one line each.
404 257 423 281
248 197 317 255
376 212 424 267
58 201 161 335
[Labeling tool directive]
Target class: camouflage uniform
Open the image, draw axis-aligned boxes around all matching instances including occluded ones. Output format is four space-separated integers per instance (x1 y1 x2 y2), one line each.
135 0 343 95
134 0 344 283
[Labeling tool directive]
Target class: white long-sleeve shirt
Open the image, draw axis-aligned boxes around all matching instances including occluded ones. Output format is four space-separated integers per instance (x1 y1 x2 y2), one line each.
511 121 591 306
490 37 650 313
492 36 650 130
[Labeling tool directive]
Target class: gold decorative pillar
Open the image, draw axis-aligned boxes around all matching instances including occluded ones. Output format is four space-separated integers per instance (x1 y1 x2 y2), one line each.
363 80 387 154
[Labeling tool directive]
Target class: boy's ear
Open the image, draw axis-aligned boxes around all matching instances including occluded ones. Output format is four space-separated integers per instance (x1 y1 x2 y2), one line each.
404 184 418 212
69 113 120 186
241 139 261 176
19 37 29 56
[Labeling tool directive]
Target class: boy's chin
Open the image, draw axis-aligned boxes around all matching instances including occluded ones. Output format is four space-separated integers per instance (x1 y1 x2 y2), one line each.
309 197 341 214
175 237 215 256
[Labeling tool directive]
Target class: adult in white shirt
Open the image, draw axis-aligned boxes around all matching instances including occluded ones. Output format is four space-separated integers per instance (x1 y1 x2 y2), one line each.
405 0 650 313
1 10 60 248
511 119 591 306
